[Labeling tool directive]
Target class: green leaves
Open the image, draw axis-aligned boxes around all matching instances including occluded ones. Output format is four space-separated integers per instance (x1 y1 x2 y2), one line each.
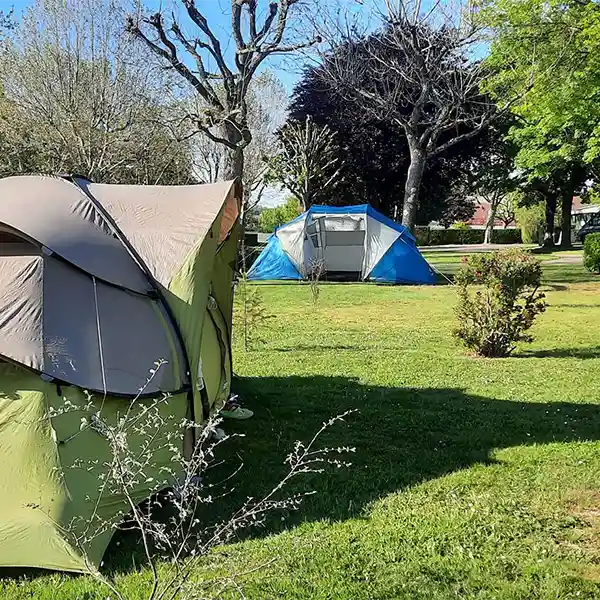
454 249 547 357
583 232 600 274
481 0 600 178
258 197 302 233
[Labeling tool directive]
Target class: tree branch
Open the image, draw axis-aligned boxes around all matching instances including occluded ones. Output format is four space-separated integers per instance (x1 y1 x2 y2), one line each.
181 0 236 93
126 14 223 110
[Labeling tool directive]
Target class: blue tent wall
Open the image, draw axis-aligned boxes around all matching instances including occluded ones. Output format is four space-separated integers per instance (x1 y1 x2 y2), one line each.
368 236 436 284
247 235 302 280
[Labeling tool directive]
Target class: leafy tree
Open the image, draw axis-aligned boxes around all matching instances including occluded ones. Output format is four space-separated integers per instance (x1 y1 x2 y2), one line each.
462 118 519 243
481 0 600 247
496 193 517 229
258 197 302 233
265 117 340 211
0 0 194 184
289 57 492 226
515 201 545 245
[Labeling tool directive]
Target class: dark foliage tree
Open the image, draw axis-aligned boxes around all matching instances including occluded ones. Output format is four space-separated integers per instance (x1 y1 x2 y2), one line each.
320 6 497 232
288 59 502 226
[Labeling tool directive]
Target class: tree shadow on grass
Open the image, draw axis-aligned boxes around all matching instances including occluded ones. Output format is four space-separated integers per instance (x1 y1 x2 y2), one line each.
515 346 600 359
194 376 600 539
542 266 598 284
18 375 600 579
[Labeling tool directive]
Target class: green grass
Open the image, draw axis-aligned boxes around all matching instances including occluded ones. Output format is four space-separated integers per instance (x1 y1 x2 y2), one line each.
2 257 600 599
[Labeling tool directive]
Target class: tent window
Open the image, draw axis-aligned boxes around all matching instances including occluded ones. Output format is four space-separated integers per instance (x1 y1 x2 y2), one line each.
306 222 321 248
323 230 366 246
0 229 39 257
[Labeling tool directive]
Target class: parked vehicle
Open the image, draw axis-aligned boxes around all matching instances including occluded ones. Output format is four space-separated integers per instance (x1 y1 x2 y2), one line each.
578 213 600 243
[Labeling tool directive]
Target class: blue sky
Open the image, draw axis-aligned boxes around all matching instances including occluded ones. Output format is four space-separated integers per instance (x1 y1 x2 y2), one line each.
3 0 341 91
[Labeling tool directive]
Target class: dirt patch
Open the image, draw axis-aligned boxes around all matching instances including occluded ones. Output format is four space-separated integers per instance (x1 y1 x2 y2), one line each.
578 564 600 583
564 490 600 561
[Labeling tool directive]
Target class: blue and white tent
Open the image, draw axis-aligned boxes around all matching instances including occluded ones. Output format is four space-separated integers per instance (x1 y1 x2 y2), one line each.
248 205 436 284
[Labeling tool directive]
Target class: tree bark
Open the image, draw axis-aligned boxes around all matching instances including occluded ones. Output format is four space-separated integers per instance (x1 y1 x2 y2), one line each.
401 145 426 232
543 192 557 247
559 166 582 249
220 121 245 181
483 199 498 245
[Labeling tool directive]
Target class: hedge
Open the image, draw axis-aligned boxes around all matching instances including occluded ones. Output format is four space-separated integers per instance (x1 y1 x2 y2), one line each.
415 227 522 246
583 232 600 273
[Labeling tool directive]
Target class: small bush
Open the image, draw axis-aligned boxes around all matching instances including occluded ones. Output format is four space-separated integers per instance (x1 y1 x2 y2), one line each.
451 221 470 230
454 249 547 358
583 233 600 274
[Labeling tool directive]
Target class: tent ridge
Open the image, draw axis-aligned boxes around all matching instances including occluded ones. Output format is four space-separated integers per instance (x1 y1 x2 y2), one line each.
0 218 155 299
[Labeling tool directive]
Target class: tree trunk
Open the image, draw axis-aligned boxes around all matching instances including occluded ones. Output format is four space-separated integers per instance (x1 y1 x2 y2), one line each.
560 167 581 249
223 145 244 181
239 185 253 274
221 121 245 181
543 192 557 247
560 189 573 249
483 200 498 245
401 145 426 232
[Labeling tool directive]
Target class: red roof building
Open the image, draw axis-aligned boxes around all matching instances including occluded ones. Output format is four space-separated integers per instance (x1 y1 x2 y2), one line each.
466 199 516 229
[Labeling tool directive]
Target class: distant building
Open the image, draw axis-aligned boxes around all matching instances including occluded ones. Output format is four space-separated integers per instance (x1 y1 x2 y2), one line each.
572 196 599 227
466 198 517 229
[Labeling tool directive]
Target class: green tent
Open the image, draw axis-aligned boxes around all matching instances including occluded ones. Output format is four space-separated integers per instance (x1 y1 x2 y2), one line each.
0 174 241 572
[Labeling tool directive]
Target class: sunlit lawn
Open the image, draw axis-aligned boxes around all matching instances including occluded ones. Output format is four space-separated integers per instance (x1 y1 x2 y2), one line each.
2 251 600 599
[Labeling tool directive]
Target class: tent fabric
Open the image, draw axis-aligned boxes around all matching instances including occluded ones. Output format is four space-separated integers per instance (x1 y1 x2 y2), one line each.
247 234 303 280
0 176 151 294
248 204 436 284
0 175 238 397
81 179 238 288
368 236 436 284
0 363 190 572
0 174 241 573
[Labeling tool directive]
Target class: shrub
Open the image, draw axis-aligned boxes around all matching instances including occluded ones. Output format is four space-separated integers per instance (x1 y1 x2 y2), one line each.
584 233 600 274
415 227 521 246
516 203 544 245
451 221 470 230
494 228 523 244
454 249 547 358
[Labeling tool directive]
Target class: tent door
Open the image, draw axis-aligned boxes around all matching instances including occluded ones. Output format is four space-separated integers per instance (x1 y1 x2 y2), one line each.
306 215 366 280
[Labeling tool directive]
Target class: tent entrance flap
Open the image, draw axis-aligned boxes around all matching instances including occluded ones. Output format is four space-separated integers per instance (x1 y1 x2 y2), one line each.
307 215 366 278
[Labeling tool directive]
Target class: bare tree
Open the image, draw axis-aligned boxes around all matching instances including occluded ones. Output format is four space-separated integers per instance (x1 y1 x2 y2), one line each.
189 71 287 214
126 0 320 182
496 193 516 229
0 0 193 184
322 0 497 232
266 116 340 211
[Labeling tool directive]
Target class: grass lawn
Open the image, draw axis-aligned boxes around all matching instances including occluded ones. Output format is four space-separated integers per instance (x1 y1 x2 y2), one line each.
2 252 600 599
